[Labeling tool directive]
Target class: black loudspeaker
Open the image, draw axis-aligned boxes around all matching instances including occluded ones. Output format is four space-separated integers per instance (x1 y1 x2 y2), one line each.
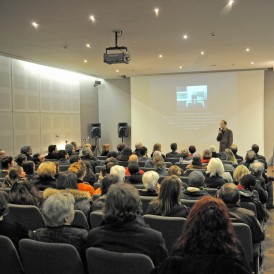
118 122 129 138
91 123 101 138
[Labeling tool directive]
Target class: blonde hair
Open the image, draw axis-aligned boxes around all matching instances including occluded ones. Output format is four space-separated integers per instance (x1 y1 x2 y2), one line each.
168 165 181 176
37 162 56 178
152 155 165 169
206 158 224 177
102 144 110 152
68 162 86 179
233 165 250 183
225 149 237 165
83 143 92 149
153 143 161 152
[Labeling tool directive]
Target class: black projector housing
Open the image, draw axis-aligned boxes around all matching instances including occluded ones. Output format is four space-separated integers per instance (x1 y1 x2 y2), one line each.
104 46 130 65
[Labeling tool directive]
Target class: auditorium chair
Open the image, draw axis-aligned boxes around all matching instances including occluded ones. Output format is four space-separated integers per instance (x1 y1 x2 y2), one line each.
142 167 157 172
86 247 154 274
143 214 186 254
175 162 188 171
166 158 180 164
140 196 155 214
95 166 103 173
71 210 90 230
232 223 260 274
180 199 197 208
204 188 218 197
132 183 145 189
95 173 100 182
59 164 70 172
19 239 85 274
138 161 146 167
164 162 172 168
0 177 5 187
158 176 167 184
5 204 44 231
180 176 189 184
90 210 104 229
0 235 24 274
118 161 128 167
97 156 107 161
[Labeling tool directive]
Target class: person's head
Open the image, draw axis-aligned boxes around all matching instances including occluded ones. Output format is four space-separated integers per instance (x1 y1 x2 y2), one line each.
37 161 57 178
153 143 162 152
225 149 237 164
1 156 13 169
71 141 78 150
20 146 32 156
170 143 177 151
233 165 250 183
128 154 138 163
221 172 233 183
152 150 162 157
14 154 27 166
119 147 132 161
117 143 125 152
0 149 7 157
42 193 75 227
107 151 118 158
105 162 117 174
139 146 148 157
7 166 25 184
251 144 260 154
101 174 119 195
128 162 140 175
168 165 181 176
57 172 78 190
22 161 35 175
102 144 110 153
156 175 182 215
209 145 217 154
178 149 188 159
110 165 126 183
188 170 205 188
191 152 202 166
174 196 240 257
152 154 165 170
202 149 211 160
32 153 44 165
206 158 224 177
68 162 86 180
230 144 238 155
65 144 74 155
0 191 9 218
57 150 68 160
245 150 256 163
83 143 92 149
104 183 142 224
219 183 240 205
48 145 57 154
239 174 256 191
82 147 93 157
69 155 81 164
142 171 159 191
249 161 264 176
220 120 227 130
135 142 143 150
188 145 196 154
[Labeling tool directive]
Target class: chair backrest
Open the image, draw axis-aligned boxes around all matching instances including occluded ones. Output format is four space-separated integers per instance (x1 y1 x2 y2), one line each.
5 204 45 231
164 162 172 168
0 177 5 187
232 223 253 263
158 176 166 184
95 166 103 173
140 196 155 214
179 176 188 184
71 210 90 230
59 165 70 172
97 156 107 161
132 183 145 189
184 169 206 177
205 188 218 197
95 173 100 182
143 214 186 255
175 163 188 171
138 161 146 167
19 239 85 274
142 167 156 172
0 235 24 274
240 202 257 218
118 161 128 167
166 158 180 164
86 247 154 274
90 210 104 229
180 199 197 208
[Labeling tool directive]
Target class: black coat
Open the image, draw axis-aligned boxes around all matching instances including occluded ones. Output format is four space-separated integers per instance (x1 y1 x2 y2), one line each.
146 202 189 218
181 188 209 200
216 128 233 152
33 177 57 191
205 175 226 189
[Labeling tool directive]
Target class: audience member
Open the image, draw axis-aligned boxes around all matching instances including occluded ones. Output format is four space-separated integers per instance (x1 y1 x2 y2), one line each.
20 145 33 161
219 183 265 243
252 144 266 162
125 154 144 175
101 144 110 157
230 144 243 161
209 145 218 158
117 143 125 155
133 142 143 158
128 162 143 184
221 172 233 183
45 145 58 159
205 158 226 188
185 152 204 171
224 149 237 172
14 153 27 167
250 162 266 189
57 150 70 164
168 165 187 189
152 196 251 274
116 147 132 162
65 143 75 157
87 183 168 266
2 166 26 188
34 162 57 190
32 153 44 167
151 143 166 160
109 165 126 183
182 171 209 200
0 156 13 179
22 161 37 182
145 151 161 168
147 176 189 217
188 145 196 157
166 143 180 158
201 149 211 164
71 141 79 154
139 171 160 196
138 146 150 162
233 165 250 185
179 148 192 164
153 155 168 176
107 151 118 159
242 150 256 168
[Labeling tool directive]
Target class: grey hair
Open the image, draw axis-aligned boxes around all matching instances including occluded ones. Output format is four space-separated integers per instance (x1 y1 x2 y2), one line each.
135 142 143 149
110 165 126 183
209 145 217 153
65 143 74 153
249 161 264 175
82 147 93 157
221 172 233 183
42 193 75 227
206 158 224 177
142 171 159 191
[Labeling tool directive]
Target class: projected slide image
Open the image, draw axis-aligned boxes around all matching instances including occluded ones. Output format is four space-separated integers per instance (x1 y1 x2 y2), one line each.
176 85 208 110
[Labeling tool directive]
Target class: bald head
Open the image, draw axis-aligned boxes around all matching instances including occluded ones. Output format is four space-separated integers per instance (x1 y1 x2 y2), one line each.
128 154 138 163
219 183 240 205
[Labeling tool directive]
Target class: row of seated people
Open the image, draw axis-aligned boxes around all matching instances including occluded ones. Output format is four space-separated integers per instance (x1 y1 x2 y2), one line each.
0 180 260 274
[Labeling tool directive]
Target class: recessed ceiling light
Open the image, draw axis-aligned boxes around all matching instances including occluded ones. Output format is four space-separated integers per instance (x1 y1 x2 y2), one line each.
89 15 96 23
229 0 235 5
32 22 39 29
86 44 91 48
83 60 87 63
154 8 159 16
183 34 188 40
251 61 254 65
158 54 163 58
201 51 205 55
246 48 250 52
179 66 183 69
116 69 119 73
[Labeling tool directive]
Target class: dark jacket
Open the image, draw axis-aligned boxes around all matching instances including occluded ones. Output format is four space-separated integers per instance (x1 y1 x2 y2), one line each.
205 174 226 189
33 177 57 191
166 151 180 159
181 187 209 200
151 253 251 274
216 128 233 152
128 173 143 184
138 189 158 196
226 204 265 243
87 217 168 266
44 152 58 160
146 202 189 218
91 195 106 211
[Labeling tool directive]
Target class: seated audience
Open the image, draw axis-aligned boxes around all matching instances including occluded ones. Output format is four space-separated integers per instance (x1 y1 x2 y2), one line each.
147 176 189 217
152 196 251 274
0 156 14 179
30 193 88 262
139 171 160 196
201 149 211 164
242 150 256 168
224 148 237 169
205 158 226 188
33 162 57 190
209 145 218 158
166 143 180 159
101 144 110 157
57 150 70 164
68 162 95 196
138 146 150 162
91 175 119 211
153 155 168 176
20 145 33 161
71 141 79 154
65 143 76 157
2 166 25 188
133 142 143 158
233 165 250 185
9 179 42 207
222 172 233 183
182 171 209 200
150 143 166 160
185 152 204 171
107 151 118 159
145 151 161 168
128 162 143 184
179 148 192 164
250 161 266 189
0 191 29 250
32 153 44 168
87 183 168 266
252 144 266 162
219 183 265 243
168 165 187 189
98 158 117 183
230 144 243 161
14 153 27 167
109 165 126 183
188 145 196 157
125 154 144 175
45 144 58 159
116 147 132 162
117 143 125 155
22 161 37 182
81 147 97 173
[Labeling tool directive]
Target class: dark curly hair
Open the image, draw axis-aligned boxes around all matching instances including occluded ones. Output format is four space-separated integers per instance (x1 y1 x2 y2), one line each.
173 196 242 259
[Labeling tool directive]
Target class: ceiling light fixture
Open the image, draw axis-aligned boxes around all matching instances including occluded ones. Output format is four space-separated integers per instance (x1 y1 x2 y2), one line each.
32 22 39 29
251 61 254 65
158 54 163 58
116 69 119 73
84 60 87 63
201 51 205 55
246 48 250 52
89 15 96 22
154 8 159 16
179 66 183 69
229 0 235 5
183 34 188 40
86 44 91 48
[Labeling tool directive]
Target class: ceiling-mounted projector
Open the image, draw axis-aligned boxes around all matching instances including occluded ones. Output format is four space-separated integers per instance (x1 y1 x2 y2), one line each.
104 30 131 65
